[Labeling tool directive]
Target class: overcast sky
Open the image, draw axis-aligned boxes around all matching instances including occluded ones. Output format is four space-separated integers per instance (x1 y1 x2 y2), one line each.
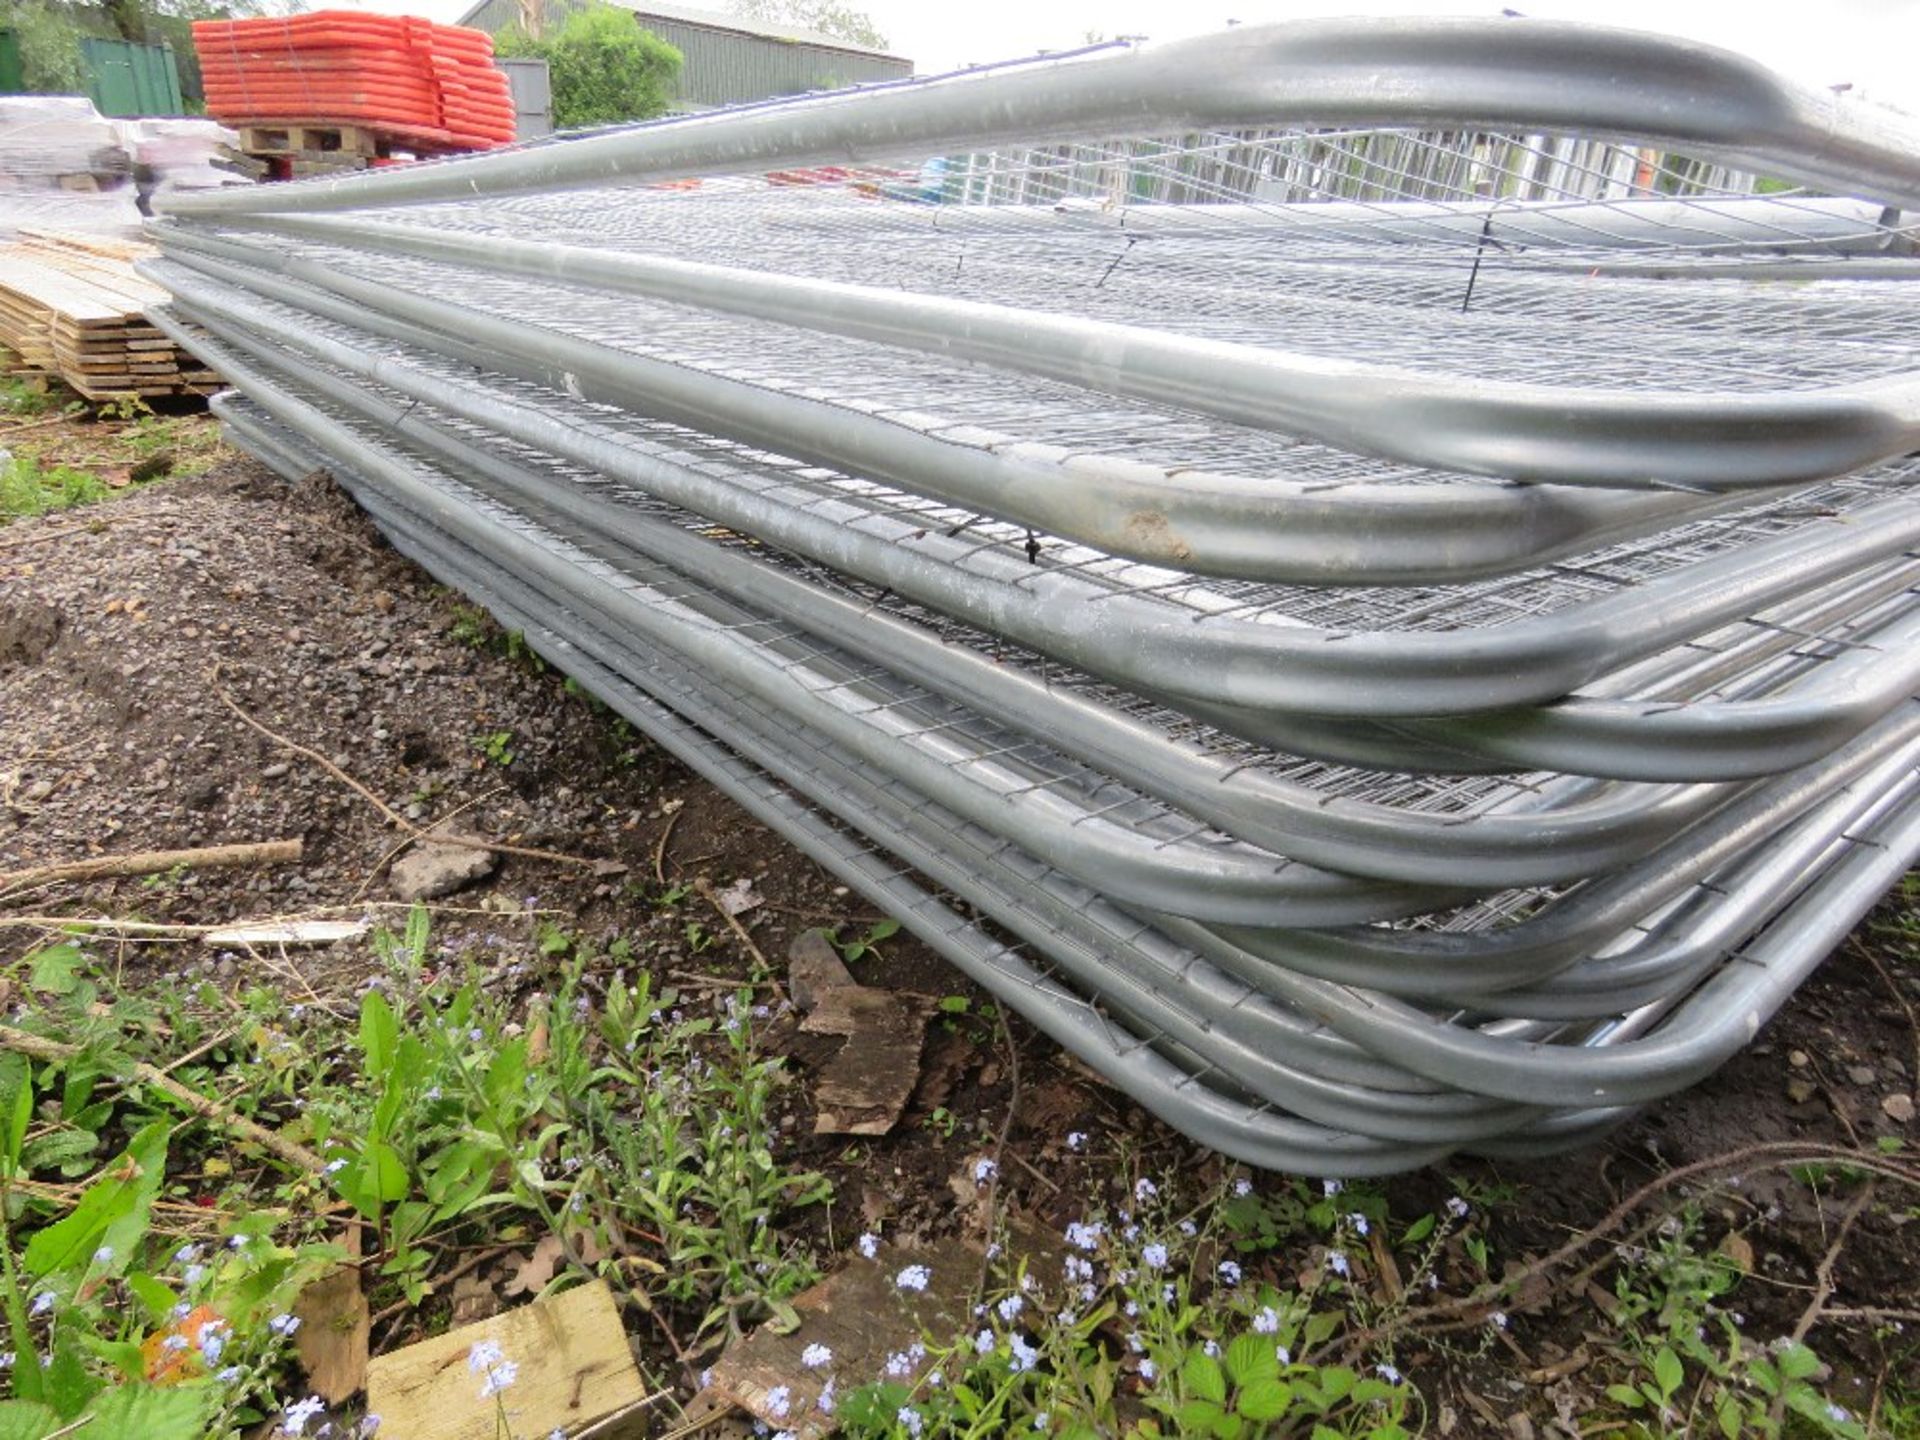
339 0 1920 109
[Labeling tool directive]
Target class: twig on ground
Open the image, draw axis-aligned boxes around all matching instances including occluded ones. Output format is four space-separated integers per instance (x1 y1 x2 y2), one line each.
573 1393 672 1439
0 505 192 550
0 902 564 939
652 1401 741 1440
694 880 781 995
975 1008 1025 1292
211 675 596 869
666 970 779 993
1769 1182 1876 1431
0 838 302 896
652 808 683 886
0 914 231 937
0 1024 323 1174
1325 1140 1920 1361
0 411 74 436
1824 1305 1920 1324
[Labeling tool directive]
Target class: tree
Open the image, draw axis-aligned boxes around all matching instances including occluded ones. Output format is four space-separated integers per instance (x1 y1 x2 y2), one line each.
729 0 889 52
495 5 682 129
6 0 295 106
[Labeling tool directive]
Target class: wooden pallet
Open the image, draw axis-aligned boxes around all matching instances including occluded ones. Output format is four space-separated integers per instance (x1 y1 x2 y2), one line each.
239 121 379 157
0 234 214 402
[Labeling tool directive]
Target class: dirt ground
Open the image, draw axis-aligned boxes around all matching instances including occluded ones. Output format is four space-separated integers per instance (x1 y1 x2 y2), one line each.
4 453 1918 1428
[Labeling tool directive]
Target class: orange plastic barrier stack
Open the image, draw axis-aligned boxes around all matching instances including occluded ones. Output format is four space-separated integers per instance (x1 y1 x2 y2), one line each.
193 12 517 153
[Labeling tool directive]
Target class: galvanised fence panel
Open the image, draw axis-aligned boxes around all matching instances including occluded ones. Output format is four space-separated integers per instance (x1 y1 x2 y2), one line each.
150 18 1920 1173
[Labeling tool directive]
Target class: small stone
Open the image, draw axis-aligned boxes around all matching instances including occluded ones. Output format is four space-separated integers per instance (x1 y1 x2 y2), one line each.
389 832 496 901
22 779 53 802
1785 1078 1818 1105
371 590 395 613
1788 1050 1810 1069
1883 1093 1915 1124
261 762 291 780
1847 1065 1877 1087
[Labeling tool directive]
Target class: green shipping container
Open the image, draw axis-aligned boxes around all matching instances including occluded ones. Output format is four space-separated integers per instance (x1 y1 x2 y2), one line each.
0 29 24 94
79 36 183 116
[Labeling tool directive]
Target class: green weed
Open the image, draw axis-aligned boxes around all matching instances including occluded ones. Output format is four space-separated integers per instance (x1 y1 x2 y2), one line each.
471 730 517 768
0 454 110 522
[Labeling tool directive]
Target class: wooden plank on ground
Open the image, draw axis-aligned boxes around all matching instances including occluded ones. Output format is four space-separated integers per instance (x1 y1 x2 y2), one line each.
365 1279 646 1440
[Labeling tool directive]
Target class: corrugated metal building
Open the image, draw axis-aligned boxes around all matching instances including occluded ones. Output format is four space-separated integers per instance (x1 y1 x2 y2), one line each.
455 0 911 110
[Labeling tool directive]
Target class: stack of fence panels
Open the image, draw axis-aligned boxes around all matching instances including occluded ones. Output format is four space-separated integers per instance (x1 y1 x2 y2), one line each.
146 19 1920 1174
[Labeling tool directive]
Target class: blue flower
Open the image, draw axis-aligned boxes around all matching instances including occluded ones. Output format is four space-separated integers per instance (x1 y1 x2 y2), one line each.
895 1264 931 1292
1009 1334 1039 1372
1064 1221 1103 1251
282 1396 327 1436
1141 1243 1168 1270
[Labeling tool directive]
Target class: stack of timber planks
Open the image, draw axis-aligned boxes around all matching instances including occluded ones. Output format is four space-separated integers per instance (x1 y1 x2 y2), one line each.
0 231 218 400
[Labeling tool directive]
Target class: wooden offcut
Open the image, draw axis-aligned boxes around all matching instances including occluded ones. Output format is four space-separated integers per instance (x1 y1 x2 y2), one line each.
0 232 218 401
365 1279 646 1440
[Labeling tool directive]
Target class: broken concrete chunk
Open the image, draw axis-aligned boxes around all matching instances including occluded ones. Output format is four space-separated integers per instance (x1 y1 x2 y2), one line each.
389 828 496 900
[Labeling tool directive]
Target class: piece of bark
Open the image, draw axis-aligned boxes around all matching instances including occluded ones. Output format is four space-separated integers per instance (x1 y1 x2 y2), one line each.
788 931 934 1135
203 919 367 948
367 1280 643 1440
294 1265 371 1404
450 1272 503 1328
707 1237 978 1439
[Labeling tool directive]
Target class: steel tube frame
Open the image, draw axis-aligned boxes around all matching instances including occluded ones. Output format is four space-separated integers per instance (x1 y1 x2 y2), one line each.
196 212 1920 493
157 19 1920 216
153 228 1804 588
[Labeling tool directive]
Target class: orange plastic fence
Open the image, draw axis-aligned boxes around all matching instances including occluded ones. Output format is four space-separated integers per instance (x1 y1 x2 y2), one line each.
192 11 515 153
